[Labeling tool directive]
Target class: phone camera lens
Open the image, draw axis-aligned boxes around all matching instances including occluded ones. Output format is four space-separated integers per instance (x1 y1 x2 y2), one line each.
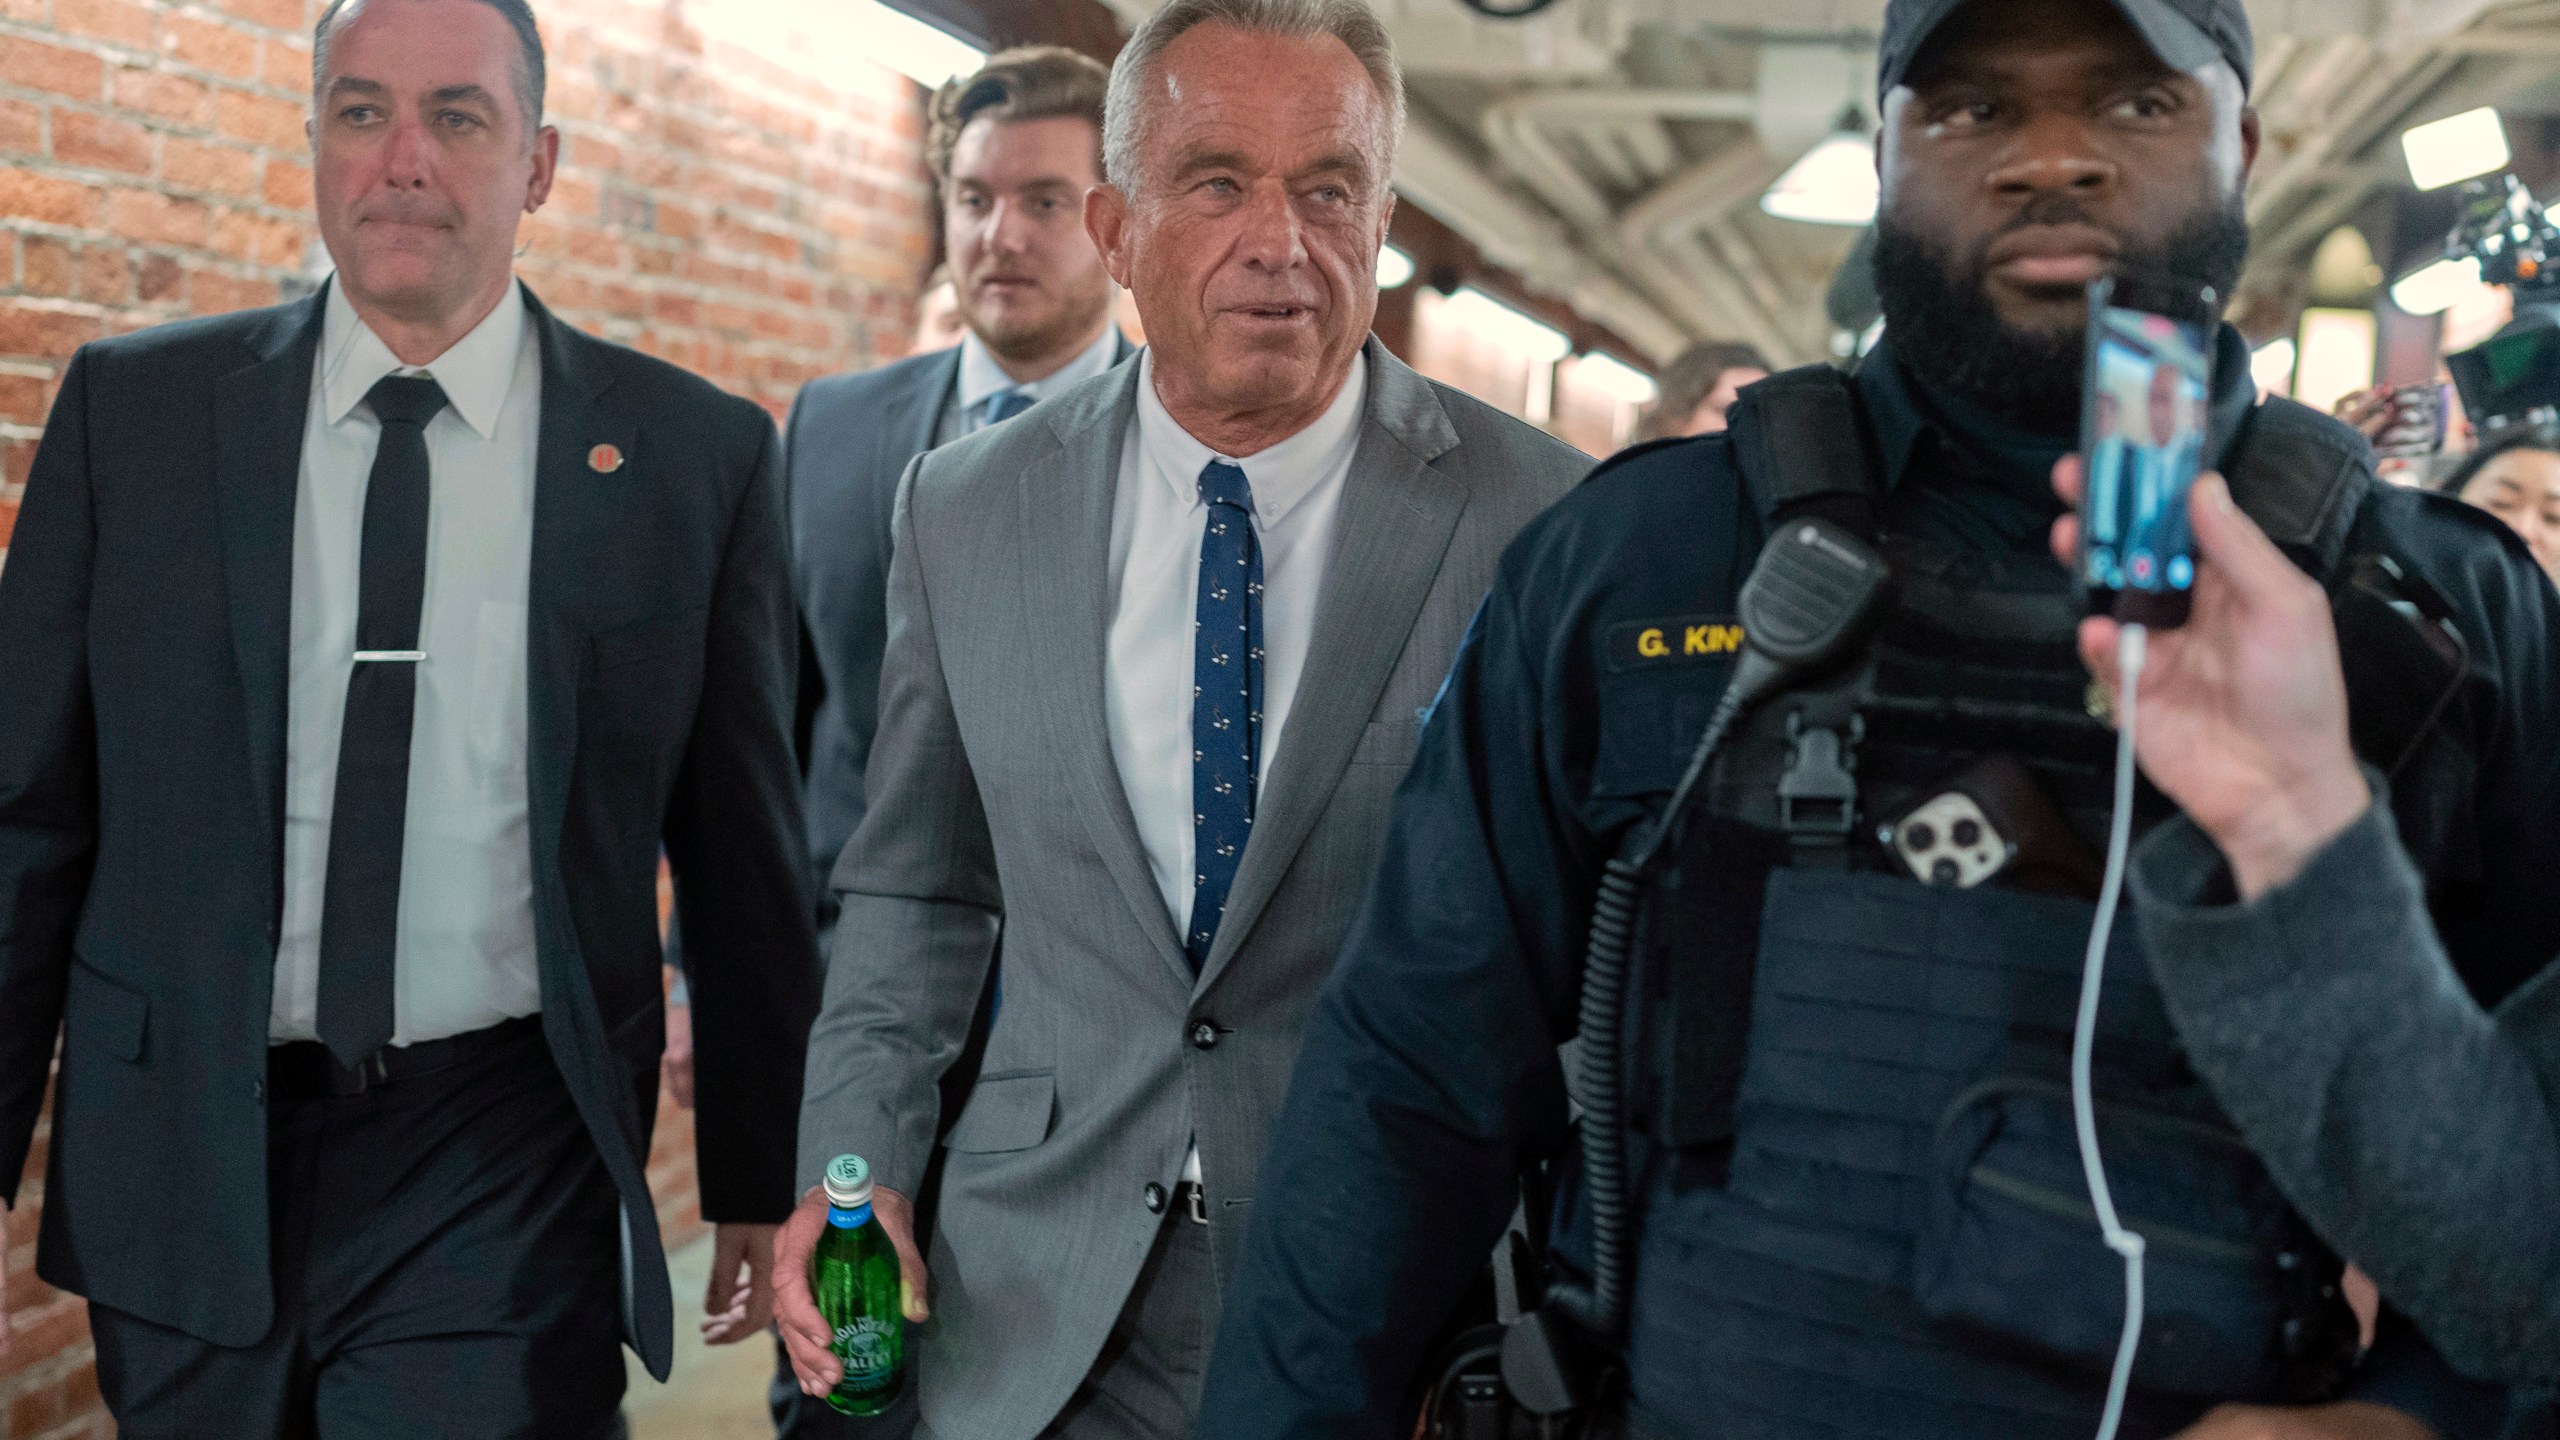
1905 823 1937 852
1931 858 1961 885
1952 819 1982 847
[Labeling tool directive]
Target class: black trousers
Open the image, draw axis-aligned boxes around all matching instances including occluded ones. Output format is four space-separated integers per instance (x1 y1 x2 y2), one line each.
90 1022 626 1439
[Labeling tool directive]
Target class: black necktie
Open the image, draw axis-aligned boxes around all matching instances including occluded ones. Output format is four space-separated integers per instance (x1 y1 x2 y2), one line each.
315 374 447 1065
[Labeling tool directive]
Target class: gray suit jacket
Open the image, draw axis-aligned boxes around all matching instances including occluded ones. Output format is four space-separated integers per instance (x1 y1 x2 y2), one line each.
783 335 1134 919
798 339 1586 1438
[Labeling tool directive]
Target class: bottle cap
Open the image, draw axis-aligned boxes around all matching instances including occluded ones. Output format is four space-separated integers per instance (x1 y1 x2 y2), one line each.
823 1154 873 1210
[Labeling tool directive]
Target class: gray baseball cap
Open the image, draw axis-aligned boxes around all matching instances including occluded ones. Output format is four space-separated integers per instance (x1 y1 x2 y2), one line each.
1877 0 2254 102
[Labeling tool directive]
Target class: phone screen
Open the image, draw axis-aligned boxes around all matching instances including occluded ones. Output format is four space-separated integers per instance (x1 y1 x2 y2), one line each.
2080 279 2214 626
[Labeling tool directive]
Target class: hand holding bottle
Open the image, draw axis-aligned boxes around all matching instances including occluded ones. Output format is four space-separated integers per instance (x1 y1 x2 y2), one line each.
775 1157 928 1406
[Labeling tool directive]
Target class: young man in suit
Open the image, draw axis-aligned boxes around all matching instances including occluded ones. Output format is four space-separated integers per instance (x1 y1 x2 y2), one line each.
0 0 820 1432
781 44 1131 936
767 2 1589 1436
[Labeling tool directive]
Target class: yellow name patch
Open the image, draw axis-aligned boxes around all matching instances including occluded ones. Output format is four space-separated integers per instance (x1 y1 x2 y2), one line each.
1606 615 1746 670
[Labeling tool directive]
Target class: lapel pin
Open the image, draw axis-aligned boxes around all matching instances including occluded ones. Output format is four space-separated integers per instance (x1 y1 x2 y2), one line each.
587 443 625 474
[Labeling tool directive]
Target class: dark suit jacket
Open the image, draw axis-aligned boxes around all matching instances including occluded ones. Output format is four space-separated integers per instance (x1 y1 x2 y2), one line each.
782 333 1133 919
0 282 821 1380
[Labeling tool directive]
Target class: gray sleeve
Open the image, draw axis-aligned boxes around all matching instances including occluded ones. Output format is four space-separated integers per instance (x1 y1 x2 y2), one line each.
794 453 1002 1197
2127 793 2560 1384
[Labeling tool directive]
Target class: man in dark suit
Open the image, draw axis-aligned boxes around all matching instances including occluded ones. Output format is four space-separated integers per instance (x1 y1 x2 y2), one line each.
785 44 1130 923
0 0 819 1433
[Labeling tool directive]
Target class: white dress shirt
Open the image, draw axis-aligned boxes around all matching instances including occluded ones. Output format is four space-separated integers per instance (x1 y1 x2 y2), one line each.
933 321 1124 445
1105 349 1368 1183
270 279 543 1046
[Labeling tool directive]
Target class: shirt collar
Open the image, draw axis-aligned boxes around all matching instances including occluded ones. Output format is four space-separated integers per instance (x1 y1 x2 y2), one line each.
1852 322 2258 491
954 321 1125 416
320 276 527 439
1133 348 1368 529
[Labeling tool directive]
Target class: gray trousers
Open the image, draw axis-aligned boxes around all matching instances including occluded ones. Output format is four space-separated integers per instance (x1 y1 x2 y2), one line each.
1036 1204 1218 1440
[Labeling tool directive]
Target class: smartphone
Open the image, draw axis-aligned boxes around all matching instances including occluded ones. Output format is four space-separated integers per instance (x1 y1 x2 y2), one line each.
2078 275 2217 628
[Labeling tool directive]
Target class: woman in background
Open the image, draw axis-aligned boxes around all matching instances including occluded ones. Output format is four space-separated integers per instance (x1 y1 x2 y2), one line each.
2440 423 2560 585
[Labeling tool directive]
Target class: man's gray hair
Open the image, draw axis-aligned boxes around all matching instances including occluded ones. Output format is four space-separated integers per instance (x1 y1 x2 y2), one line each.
1103 0 1405 195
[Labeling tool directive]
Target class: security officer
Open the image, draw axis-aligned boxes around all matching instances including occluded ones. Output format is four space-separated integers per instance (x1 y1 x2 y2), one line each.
1197 0 2560 1437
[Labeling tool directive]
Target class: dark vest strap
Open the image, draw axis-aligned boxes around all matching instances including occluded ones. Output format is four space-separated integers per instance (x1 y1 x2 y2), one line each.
2224 395 2374 575
1726 365 1881 538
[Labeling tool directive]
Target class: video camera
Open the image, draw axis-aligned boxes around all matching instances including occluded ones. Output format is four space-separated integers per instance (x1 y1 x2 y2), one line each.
2440 173 2560 433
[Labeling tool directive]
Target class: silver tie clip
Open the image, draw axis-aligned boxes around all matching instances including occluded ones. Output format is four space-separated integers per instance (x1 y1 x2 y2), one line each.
352 650 426 663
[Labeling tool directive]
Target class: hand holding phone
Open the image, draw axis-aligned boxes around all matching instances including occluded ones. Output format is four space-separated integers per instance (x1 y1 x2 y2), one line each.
2077 275 2217 629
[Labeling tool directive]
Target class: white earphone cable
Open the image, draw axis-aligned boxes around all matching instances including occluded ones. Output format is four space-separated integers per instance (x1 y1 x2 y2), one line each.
2074 621 2150 1440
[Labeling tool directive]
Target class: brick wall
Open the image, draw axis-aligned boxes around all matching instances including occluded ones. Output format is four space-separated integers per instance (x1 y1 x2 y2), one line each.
0 1 937 1432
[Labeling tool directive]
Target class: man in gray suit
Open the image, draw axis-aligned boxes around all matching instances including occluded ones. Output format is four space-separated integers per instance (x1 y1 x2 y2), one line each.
768 2 1586 1436
673 45 1133 1439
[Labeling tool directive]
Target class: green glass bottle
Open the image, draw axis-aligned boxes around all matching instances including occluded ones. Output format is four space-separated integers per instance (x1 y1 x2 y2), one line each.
812 1154 907 1416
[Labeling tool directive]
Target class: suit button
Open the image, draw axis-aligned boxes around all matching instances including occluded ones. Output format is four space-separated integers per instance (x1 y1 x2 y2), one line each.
1143 1182 1167 1214
1190 1021 1218 1050
250 1079 265 1104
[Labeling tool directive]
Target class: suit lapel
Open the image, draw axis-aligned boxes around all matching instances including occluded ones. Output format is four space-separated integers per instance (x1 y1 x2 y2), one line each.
514 286 677 1376
1196 343 1466 993
521 286 629 882
1019 366 1192 986
210 290 326 891
893 347 957 465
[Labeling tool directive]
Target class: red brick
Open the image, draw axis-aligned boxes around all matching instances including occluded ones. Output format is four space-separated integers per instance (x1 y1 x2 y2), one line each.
0 302 105 359
0 0 46 21
54 0 159 53
164 135 260 196
0 372 50 426
190 265 278 313
262 155 311 209
0 96 39 155
220 0 306 30
0 38 106 100
0 498 16 551
259 33 311 91
137 252 182 301
162 14 260 83
0 170 102 228
53 108 153 174
20 237 75 297
3 435 36 491
75 244 133 303
214 87 304 149
113 66 214 128
207 205 299 265
104 186 209 246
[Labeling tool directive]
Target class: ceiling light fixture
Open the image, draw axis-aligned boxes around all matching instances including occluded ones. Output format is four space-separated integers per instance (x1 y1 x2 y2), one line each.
1761 108 1879 227
2389 256 2489 317
1442 287 1573 363
853 1 987 89
1573 352 1660 405
2402 108 2510 193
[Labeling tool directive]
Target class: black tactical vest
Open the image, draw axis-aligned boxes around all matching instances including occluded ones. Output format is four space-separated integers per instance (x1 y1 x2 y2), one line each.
1601 367 2475 1440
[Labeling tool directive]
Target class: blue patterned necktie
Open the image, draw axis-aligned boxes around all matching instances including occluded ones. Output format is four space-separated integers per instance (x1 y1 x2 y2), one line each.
979 388 1033 429
1188 460 1263 972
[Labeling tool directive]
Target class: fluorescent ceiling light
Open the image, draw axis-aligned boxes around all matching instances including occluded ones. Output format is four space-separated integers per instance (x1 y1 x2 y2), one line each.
2402 108 2510 192
2389 256 2487 317
1442 287 1573 363
2249 337 2296 396
1573 352 1659 405
851 0 986 88
1761 131 1879 226
1377 243 1416 290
